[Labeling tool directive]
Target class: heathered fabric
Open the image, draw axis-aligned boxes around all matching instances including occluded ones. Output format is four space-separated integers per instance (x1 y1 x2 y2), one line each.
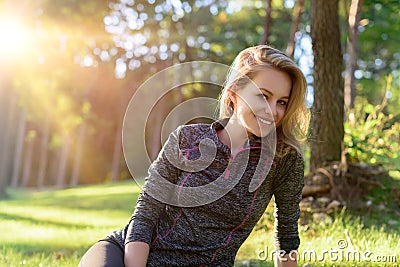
107 119 304 267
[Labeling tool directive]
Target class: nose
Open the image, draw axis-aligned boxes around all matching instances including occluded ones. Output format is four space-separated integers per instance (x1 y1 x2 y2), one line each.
266 101 278 117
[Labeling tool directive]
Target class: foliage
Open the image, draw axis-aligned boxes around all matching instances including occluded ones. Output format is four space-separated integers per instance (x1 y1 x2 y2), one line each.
344 75 400 170
0 0 301 189
102 0 296 77
355 0 400 105
2 0 400 188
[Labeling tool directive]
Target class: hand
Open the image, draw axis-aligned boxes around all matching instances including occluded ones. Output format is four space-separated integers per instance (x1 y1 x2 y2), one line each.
275 251 297 267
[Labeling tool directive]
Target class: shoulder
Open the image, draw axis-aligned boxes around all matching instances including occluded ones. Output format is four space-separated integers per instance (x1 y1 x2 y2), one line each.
172 123 213 147
276 142 303 159
177 123 211 136
272 142 305 190
274 142 304 172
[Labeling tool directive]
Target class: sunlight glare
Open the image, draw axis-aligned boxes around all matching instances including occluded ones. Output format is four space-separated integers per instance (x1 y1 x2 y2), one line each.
0 16 30 58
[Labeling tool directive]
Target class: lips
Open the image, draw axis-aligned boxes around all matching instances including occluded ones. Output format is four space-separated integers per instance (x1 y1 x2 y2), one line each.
256 116 274 125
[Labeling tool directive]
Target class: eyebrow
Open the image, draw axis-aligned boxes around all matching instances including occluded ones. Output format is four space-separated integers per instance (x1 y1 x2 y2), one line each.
260 88 290 99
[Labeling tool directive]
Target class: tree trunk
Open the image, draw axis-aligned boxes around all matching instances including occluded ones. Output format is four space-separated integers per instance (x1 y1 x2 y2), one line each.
260 0 273 44
286 0 305 58
0 90 16 194
111 87 131 183
70 121 86 187
21 133 35 187
345 0 363 109
171 87 184 129
56 133 70 189
310 0 344 171
148 63 170 162
11 108 26 188
37 116 50 188
111 118 122 183
149 93 164 161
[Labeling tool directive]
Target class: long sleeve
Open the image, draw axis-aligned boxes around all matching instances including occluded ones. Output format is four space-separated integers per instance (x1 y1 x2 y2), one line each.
272 149 304 253
125 126 183 246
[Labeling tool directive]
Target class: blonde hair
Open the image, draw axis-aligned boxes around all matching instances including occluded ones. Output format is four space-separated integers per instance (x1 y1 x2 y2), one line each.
218 45 310 154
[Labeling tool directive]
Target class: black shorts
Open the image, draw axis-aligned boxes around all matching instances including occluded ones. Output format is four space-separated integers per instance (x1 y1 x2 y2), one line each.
79 238 124 267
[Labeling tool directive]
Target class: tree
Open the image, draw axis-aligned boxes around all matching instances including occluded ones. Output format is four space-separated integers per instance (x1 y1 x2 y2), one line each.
286 0 305 58
0 71 16 195
260 0 273 44
344 0 363 109
10 108 26 188
0 0 121 188
356 0 400 105
310 0 344 171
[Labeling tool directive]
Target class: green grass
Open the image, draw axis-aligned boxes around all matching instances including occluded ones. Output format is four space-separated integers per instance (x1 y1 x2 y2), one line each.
0 181 140 267
1 180 399 267
236 172 400 267
237 211 399 266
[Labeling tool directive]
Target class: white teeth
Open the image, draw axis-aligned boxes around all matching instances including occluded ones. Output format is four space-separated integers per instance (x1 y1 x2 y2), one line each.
257 117 273 125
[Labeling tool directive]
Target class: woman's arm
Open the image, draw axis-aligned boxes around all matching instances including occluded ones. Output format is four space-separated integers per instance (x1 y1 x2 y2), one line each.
124 127 184 265
124 241 150 267
273 149 304 267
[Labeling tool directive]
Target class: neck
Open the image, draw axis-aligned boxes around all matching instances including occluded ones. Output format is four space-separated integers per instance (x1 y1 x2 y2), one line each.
218 115 250 155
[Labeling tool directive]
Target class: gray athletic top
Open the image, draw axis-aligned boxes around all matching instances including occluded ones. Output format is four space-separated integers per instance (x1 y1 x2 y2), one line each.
107 119 304 266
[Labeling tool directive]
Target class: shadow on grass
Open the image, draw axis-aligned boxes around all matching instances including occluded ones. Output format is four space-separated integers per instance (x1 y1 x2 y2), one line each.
3 242 274 267
29 192 140 212
3 242 87 255
0 212 96 229
2 191 140 213
2 242 85 267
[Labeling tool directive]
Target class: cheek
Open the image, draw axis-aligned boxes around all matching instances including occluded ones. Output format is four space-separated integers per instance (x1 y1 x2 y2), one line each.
236 97 251 113
276 106 287 121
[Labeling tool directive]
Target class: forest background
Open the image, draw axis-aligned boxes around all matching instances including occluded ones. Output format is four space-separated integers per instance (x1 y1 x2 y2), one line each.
0 0 399 190
0 0 399 266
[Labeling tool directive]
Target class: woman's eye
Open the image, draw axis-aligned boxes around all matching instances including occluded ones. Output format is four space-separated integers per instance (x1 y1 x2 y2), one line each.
258 94 268 99
278 100 288 106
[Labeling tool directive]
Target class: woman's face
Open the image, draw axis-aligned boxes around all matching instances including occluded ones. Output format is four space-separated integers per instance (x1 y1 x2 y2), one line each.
230 68 292 137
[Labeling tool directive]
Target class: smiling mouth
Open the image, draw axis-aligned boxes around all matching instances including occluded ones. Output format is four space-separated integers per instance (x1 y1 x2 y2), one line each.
256 116 274 125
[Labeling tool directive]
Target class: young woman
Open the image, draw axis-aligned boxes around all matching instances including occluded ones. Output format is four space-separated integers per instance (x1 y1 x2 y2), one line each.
79 45 309 267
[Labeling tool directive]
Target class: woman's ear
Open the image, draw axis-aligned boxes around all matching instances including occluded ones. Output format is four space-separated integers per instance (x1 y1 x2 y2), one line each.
227 89 238 114
227 84 238 104
228 89 236 104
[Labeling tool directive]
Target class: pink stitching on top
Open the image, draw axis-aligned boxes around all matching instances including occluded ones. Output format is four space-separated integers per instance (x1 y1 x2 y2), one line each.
199 187 261 266
151 144 275 256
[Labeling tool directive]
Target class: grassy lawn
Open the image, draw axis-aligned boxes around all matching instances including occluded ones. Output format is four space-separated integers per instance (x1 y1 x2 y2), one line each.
1 176 399 267
0 182 140 267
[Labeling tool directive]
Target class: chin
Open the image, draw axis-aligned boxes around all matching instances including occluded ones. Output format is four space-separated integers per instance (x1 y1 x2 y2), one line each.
260 130 275 138
248 128 274 138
